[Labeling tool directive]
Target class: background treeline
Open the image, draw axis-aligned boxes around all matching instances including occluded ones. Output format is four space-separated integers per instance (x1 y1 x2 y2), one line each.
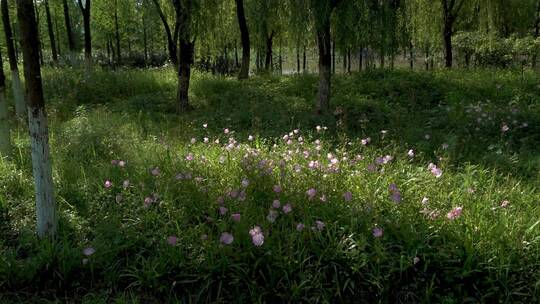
2 0 540 72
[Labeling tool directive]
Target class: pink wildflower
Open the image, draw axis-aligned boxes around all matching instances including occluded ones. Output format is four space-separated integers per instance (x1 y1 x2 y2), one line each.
219 232 234 245
446 206 463 220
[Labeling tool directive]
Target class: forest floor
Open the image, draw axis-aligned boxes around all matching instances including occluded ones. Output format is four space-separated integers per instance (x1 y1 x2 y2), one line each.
0 68 539 303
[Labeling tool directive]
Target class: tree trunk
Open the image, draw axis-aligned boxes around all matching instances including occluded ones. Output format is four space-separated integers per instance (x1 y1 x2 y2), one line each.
34 0 44 66
234 0 250 79
44 0 57 64
347 48 351 73
409 41 414 69
177 39 194 112
358 47 363 71
443 23 453 68
0 48 10 157
151 0 178 66
303 45 306 72
1 0 25 118
265 31 274 71
331 39 335 75
62 0 75 56
16 0 56 239
316 23 332 114
54 10 61 56
532 1 540 68
78 0 92 76
342 51 347 72
296 45 300 73
143 14 148 65
114 0 121 65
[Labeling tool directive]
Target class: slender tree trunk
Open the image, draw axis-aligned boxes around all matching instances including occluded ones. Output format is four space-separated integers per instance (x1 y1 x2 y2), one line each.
152 0 178 66
347 48 351 73
16 0 56 239
409 41 414 69
114 0 121 65
78 0 92 76
358 47 363 71
44 0 57 64
54 11 61 56
331 39 335 75
342 51 347 73
34 0 44 66
1 0 25 118
0 49 10 157
234 41 239 68
278 41 282 74
296 45 300 73
303 45 306 72
316 23 332 114
265 31 274 71
532 1 540 68
143 14 148 65
234 0 250 79
62 0 75 63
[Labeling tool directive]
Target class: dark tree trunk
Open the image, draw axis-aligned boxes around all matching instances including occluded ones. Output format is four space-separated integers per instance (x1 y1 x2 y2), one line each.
409 41 414 69
532 1 540 68
114 0 121 64
16 0 56 239
331 39 335 74
173 0 193 112
0 45 10 156
443 23 453 68
303 45 306 72
1 0 25 118
234 41 239 68
234 0 250 79
255 49 260 71
44 0 57 64
143 13 148 65
152 0 178 65
316 23 332 114
358 47 363 71
77 0 92 74
342 51 346 72
62 0 75 52
54 11 61 56
296 45 300 73
265 31 274 71
177 39 194 112
347 48 351 73
34 0 44 66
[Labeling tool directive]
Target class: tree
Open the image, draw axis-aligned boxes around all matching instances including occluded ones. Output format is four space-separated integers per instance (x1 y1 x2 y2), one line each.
0 47 10 157
77 0 92 74
1 0 25 118
310 0 342 113
62 0 75 54
234 0 250 79
173 0 194 112
44 0 58 64
16 0 56 238
151 0 179 65
441 0 466 68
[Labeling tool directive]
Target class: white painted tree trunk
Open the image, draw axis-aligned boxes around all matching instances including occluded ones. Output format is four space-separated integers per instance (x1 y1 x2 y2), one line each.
11 70 25 118
28 107 56 238
0 90 11 156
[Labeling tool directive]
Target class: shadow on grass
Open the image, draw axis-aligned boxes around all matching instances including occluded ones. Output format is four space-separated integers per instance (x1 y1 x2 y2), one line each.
42 67 540 182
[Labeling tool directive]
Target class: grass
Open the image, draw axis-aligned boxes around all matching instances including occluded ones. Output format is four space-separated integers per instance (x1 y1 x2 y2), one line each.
0 67 539 303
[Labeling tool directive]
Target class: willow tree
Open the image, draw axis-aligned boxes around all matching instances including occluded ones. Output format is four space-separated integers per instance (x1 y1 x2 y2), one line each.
151 0 179 65
77 0 92 75
1 0 25 118
441 0 466 67
16 0 56 238
310 0 342 113
234 0 250 79
0 48 10 157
